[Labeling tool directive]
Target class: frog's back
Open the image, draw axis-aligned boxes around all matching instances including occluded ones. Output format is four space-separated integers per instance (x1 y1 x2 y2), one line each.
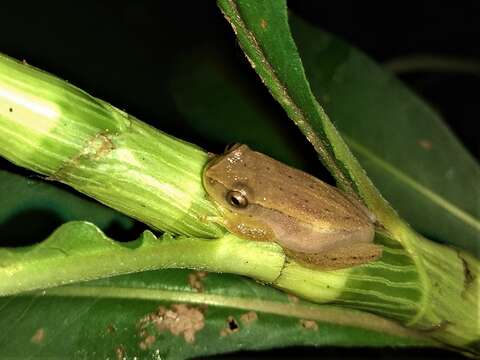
218 145 373 232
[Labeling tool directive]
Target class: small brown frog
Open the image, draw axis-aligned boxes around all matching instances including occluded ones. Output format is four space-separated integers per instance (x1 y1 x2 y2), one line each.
203 144 382 270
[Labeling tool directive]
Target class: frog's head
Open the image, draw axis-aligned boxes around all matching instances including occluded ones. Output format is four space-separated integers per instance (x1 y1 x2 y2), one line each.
202 144 275 240
203 144 252 209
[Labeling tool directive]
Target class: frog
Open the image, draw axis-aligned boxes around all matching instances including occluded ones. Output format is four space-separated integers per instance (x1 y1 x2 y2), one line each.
202 144 382 270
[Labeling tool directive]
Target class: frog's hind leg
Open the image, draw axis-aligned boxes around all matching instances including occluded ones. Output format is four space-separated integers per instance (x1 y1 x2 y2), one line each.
285 243 382 270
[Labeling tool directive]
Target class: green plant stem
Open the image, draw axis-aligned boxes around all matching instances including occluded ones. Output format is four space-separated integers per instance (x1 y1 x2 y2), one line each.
37 285 436 346
0 53 223 239
0 222 284 296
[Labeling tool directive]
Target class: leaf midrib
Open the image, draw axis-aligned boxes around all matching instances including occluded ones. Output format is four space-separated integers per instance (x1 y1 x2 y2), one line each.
23 285 434 343
344 135 480 232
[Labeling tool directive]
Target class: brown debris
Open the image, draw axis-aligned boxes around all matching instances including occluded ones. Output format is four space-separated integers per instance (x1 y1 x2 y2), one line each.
240 311 258 325
87 133 114 160
188 271 208 292
138 304 205 345
418 320 450 333
115 344 126 360
220 316 240 337
418 139 433 150
139 335 156 350
30 328 45 344
300 319 318 331
461 255 475 289
260 19 268 29
106 324 116 334
287 294 299 304
48 132 115 181
457 252 476 298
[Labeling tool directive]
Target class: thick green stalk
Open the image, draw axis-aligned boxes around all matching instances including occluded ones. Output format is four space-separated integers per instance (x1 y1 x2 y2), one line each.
0 53 478 354
277 232 479 350
0 53 223 238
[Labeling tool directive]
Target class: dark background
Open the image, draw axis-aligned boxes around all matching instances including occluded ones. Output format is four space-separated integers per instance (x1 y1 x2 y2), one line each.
0 1 477 359
290 1 480 160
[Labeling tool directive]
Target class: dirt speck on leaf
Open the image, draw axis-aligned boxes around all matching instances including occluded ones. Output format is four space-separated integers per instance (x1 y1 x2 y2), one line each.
418 139 433 150
220 316 240 337
139 335 156 350
300 319 318 331
287 294 299 303
115 344 126 360
188 271 208 292
30 328 45 344
106 324 116 334
240 311 258 325
260 19 268 29
138 304 205 344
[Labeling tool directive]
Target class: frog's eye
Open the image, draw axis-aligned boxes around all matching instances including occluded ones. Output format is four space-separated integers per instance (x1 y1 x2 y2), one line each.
226 190 248 208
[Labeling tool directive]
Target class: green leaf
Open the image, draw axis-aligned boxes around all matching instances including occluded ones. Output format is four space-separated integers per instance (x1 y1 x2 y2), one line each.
289 17 480 253
0 270 435 359
0 170 134 245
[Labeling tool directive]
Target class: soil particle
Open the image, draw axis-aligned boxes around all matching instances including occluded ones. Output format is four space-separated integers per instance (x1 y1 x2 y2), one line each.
260 19 268 29
300 319 318 331
106 324 116 334
418 139 433 150
240 311 258 325
138 304 205 345
287 294 299 303
139 335 156 350
188 271 208 292
30 328 45 344
115 344 126 360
